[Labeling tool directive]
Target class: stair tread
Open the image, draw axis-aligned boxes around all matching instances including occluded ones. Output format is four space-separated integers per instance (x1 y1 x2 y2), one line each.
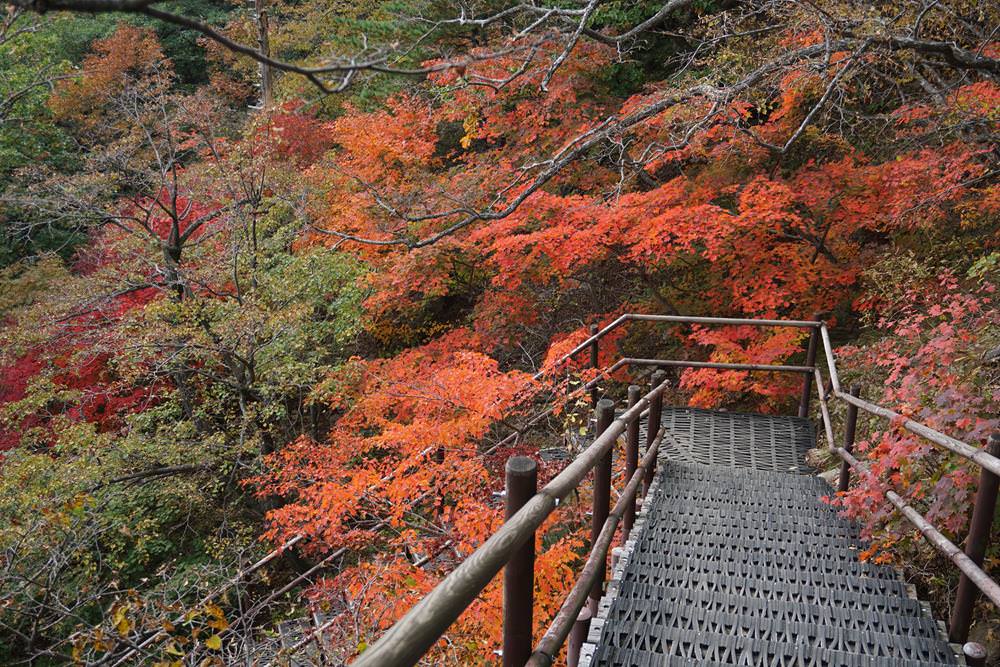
637 512 861 539
593 615 954 661
619 568 910 598
623 550 899 581
598 596 942 637
591 644 960 667
643 501 854 522
613 581 929 618
635 525 867 552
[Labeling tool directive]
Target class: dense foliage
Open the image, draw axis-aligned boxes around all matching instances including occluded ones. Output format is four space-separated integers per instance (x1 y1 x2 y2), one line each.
0 0 997 663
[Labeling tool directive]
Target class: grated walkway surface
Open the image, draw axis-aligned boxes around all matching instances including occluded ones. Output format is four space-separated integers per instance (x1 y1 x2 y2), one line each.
582 409 960 667
657 407 814 474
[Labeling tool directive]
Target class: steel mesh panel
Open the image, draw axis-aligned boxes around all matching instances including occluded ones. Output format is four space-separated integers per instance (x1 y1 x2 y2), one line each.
601 598 941 638
621 569 909 599
597 621 955 663
646 502 861 529
626 549 899 580
637 511 861 540
612 581 928 618
654 460 829 488
639 521 867 554
592 643 957 667
659 407 814 473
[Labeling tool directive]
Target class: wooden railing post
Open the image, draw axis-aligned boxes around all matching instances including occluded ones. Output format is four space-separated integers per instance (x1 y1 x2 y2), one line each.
643 371 667 497
949 432 1000 643
623 385 641 544
503 456 537 667
566 606 592 667
798 316 820 418
589 324 599 407
589 399 615 613
837 384 861 493
963 642 987 667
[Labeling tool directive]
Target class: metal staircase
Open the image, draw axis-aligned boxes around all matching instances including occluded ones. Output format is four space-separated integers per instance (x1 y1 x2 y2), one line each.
581 410 962 667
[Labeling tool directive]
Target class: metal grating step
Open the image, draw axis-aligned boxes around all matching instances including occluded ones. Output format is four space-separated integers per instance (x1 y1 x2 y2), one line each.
654 475 834 494
612 582 930 618
637 511 862 540
652 469 835 495
620 567 910 599
633 531 867 560
625 542 875 570
653 472 832 495
625 548 900 581
659 407 814 474
600 597 943 637
643 502 862 530
586 650 730 667
594 615 956 661
652 486 834 504
636 521 867 553
655 460 828 487
591 644 959 667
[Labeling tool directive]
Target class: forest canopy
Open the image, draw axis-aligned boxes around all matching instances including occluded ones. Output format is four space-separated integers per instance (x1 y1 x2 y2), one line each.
0 0 997 663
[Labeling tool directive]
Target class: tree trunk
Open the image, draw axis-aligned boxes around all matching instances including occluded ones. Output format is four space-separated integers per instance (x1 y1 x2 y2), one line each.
253 0 273 109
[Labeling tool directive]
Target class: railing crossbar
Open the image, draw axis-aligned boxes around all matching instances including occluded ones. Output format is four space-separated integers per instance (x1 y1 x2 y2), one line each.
818 323 842 394
625 357 814 374
834 447 1000 609
833 389 1000 477
814 369 836 447
555 313 822 372
628 313 822 328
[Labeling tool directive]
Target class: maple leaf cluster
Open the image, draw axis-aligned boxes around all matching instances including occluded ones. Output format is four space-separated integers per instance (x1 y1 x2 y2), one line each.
832 268 998 583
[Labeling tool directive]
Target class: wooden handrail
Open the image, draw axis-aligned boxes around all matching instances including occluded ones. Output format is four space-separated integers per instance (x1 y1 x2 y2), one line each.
551 313 820 371
834 446 1000 609
815 323 1000 475
835 389 1000 476
624 357 814 374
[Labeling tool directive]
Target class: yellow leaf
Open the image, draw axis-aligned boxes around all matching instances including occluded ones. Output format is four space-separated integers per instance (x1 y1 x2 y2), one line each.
207 618 229 631
205 635 222 651
460 112 478 149
112 606 131 637
204 603 225 620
